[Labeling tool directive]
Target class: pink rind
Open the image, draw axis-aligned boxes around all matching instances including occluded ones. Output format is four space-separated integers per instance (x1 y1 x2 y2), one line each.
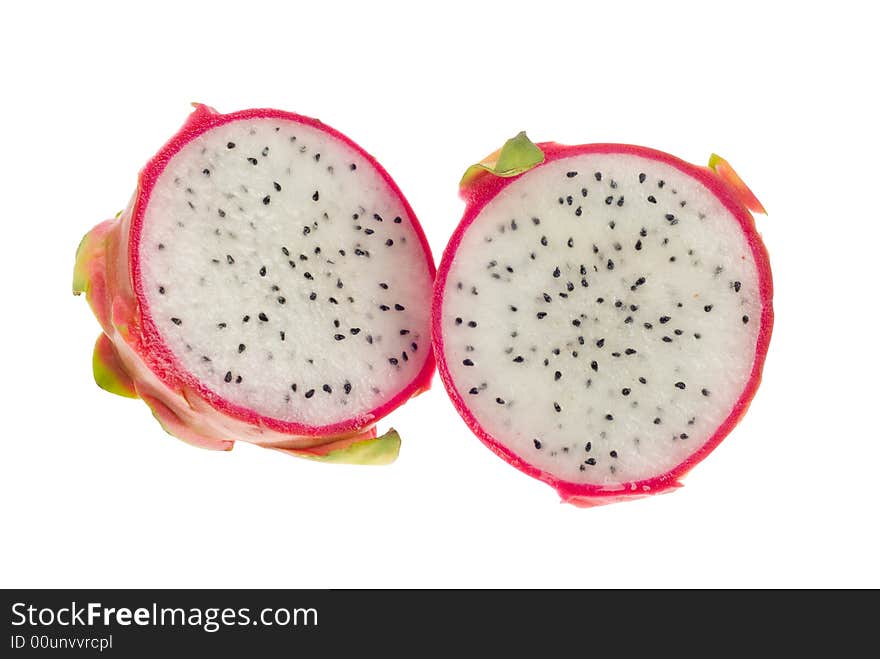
77 104 436 453
433 142 774 505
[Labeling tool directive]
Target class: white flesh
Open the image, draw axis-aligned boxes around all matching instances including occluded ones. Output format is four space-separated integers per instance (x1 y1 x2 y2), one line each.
140 118 432 426
442 154 762 485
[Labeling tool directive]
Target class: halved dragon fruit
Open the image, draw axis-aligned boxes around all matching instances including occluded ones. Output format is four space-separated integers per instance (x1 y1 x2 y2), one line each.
74 104 435 464
433 133 772 505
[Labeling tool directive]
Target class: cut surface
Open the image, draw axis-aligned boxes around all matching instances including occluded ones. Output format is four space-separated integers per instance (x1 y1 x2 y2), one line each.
439 151 764 486
137 116 433 427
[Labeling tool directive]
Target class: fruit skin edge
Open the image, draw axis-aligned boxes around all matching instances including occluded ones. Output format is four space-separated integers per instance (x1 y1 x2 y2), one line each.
73 104 437 464
433 140 773 506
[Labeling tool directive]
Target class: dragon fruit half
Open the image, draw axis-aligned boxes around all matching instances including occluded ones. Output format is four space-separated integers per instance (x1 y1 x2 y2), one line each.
433 133 772 505
74 105 436 464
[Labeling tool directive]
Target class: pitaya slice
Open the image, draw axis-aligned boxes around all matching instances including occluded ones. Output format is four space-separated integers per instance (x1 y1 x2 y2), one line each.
433 133 772 505
74 104 435 464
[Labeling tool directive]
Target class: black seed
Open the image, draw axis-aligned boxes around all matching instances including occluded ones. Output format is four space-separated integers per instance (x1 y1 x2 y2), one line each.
247 157 258 165
533 439 542 449
313 152 320 161
553 267 561 278
536 312 547 319
226 254 234 264
238 343 246 354
379 304 390 311
591 361 598 372
281 246 290 256
554 402 561 412
610 450 618 458
658 180 665 188
575 206 582 217
605 414 614 421
309 292 317 301
653 417 661 425
305 389 315 398
644 322 653 329
659 316 670 324
566 171 578 178
586 458 597 466
467 321 477 327
389 357 399 366
304 272 313 280
734 281 742 293
393 216 402 224
702 388 711 396
566 195 573 205
513 356 524 363
662 336 672 342
463 359 474 366
334 334 345 341
647 195 657 203
158 286 165 294
291 383 297 392
349 328 361 335
227 142 236 149
259 266 267 277
263 195 271 205
617 196 625 207
171 317 182 326
675 381 686 390
607 259 615 270
395 304 405 311
312 190 320 201
343 382 352 395
694 333 702 339
704 305 713 312
540 236 548 246
680 433 688 440
258 312 268 322
385 239 394 247
596 297 604 303
639 173 646 183
625 348 637 355
742 315 750 324
495 397 506 405
674 328 683 335
280 331 285 341
605 195 613 205
455 317 462 325
223 371 233 383
594 172 602 181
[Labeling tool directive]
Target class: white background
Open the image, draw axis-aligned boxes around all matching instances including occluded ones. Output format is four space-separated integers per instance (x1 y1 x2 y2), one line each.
1 0 877 588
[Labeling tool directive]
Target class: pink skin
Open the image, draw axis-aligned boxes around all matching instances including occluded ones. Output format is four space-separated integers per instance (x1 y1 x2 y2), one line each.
77 105 435 453
433 143 773 507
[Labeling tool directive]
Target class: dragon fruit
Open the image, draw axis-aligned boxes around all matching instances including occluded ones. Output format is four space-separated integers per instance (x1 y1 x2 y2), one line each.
433 133 772 505
74 104 435 464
